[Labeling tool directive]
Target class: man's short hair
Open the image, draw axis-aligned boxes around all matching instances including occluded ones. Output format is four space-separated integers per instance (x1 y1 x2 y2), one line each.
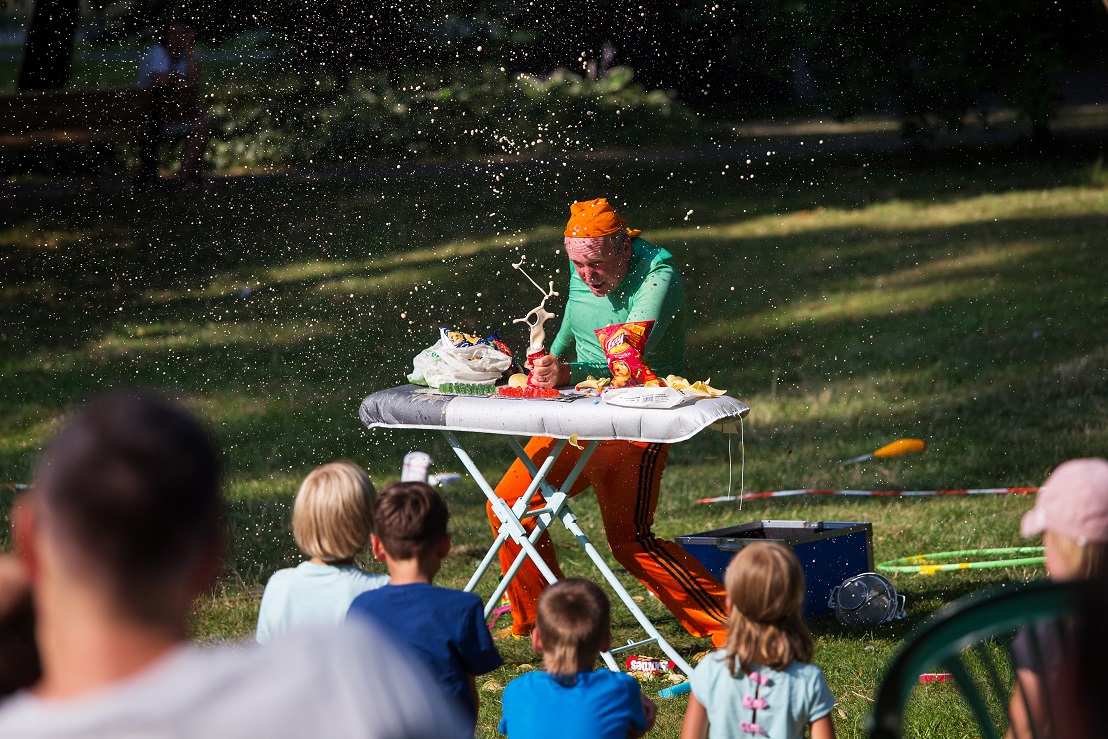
33 391 221 620
293 461 376 562
536 578 610 677
372 482 448 560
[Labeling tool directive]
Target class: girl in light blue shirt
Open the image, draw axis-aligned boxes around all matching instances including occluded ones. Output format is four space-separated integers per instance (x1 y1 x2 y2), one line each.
256 462 387 643
682 542 836 739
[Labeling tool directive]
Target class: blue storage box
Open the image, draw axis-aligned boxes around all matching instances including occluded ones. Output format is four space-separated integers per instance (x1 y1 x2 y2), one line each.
677 520 874 617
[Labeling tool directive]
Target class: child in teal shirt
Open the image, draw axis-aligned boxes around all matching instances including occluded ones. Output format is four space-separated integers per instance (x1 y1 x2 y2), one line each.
499 579 655 739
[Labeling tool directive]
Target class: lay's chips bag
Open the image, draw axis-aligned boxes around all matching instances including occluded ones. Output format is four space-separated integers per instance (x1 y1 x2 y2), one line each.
594 320 662 388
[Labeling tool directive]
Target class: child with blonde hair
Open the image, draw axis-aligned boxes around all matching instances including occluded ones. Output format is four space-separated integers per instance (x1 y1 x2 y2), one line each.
1007 457 1108 738
256 461 387 643
682 541 835 739
499 578 655 739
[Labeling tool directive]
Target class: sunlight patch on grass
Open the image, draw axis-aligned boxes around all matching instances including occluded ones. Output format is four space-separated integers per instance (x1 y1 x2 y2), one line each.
0 411 62 459
737 374 932 428
95 319 331 355
696 240 1044 341
876 242 1044 288
0 280 59 301
654 187 1108 242
140 228 560 304
187 392 275 427
701 276 988 340
5 316 352 378
0 223 119 251
225 476 302 499
314 266 445 296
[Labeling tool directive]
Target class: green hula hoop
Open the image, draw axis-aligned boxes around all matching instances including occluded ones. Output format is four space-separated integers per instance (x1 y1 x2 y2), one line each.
877 547 1045 575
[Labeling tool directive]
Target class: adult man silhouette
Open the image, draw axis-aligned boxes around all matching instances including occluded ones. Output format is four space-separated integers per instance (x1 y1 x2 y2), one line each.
0 391 463 738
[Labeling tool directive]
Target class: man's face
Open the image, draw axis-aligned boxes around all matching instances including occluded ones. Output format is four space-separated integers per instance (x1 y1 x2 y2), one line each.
565 233 632 297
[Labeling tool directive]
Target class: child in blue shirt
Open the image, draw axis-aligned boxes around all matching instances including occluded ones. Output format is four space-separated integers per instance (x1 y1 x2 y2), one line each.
256 461 388 643
348 481 502 727
499 578 656 739
681 541 836 739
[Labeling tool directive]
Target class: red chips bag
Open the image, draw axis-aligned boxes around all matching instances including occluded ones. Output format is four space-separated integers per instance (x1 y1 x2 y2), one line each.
595 320 661 388
625 655 677 675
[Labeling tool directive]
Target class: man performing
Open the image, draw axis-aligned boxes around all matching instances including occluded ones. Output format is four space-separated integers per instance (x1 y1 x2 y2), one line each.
488 198 729 646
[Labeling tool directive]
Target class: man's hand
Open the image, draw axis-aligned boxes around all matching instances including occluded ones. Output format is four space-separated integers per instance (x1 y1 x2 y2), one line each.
529 354 570 387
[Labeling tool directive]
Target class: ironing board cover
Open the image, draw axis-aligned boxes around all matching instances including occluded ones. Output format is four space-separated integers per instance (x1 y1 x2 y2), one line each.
360 385 749 444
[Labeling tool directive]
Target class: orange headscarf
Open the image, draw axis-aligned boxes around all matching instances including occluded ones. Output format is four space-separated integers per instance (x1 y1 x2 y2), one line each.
564 198 642 239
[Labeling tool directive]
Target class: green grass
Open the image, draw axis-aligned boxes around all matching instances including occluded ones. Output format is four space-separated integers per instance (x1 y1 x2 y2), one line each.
2 147 1107 738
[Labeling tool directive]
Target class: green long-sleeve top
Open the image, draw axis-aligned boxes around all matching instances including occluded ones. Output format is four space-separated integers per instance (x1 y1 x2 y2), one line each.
550 237 686 385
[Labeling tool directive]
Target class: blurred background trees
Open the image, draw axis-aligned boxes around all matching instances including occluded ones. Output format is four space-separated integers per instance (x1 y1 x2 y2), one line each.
2 0 1105 173
71 0 1102 124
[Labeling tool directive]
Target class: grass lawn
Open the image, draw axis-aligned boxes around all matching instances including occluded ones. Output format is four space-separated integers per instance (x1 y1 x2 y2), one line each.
2 145 1106 737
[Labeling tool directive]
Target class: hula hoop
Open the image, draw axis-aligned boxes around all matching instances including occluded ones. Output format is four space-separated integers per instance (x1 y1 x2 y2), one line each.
877 547 1045 575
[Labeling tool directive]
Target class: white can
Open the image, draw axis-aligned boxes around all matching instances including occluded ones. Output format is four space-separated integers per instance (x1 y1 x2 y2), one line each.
401 451 433 483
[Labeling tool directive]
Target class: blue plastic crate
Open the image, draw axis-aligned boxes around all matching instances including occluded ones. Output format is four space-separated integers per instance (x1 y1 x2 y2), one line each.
677 520 874 617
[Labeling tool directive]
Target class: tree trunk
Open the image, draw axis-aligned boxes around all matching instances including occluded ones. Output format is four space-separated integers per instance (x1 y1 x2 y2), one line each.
18 0 79 91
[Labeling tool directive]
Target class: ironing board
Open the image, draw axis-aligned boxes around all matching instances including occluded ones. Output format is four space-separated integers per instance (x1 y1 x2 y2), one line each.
359 384 749 676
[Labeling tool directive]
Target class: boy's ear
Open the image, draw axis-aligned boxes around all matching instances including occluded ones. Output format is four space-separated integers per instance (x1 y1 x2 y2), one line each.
531 625 543 653
10 495 40 579
724 595 732 613
600 629 612 654
370 535 389 562
437 533 451 558
189 528 225 595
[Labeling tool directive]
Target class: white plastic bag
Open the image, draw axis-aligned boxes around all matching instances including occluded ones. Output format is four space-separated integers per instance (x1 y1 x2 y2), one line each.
408 339 512 388
600 386 698 409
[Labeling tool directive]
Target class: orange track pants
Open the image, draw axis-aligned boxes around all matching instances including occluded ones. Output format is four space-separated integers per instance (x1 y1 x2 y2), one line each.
488 436 728 644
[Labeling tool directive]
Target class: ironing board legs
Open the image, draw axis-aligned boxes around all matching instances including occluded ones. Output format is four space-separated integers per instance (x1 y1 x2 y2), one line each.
557 505 693 676
444 431 693 677
444 431 560 591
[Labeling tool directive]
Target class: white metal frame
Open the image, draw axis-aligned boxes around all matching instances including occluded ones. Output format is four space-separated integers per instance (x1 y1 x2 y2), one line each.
443 430 693 676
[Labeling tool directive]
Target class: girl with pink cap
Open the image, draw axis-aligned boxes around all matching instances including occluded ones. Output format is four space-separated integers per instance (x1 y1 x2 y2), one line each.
1009 457 1108 738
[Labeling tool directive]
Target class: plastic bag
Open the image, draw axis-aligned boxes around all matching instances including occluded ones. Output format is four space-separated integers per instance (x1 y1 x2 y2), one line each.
408 329 513 388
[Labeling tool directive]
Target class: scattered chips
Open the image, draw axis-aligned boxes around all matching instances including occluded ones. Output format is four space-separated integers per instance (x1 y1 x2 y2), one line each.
574 375 611 393
664 375 726 398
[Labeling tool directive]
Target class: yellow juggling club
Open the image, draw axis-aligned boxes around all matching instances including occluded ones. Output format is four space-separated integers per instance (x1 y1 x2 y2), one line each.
841 438 926 467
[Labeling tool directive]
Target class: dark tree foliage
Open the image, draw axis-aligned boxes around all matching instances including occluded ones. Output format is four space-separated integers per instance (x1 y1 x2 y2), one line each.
19 0 80 90
266 1 417 89
798 0 1067 136
106 0 1103 131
